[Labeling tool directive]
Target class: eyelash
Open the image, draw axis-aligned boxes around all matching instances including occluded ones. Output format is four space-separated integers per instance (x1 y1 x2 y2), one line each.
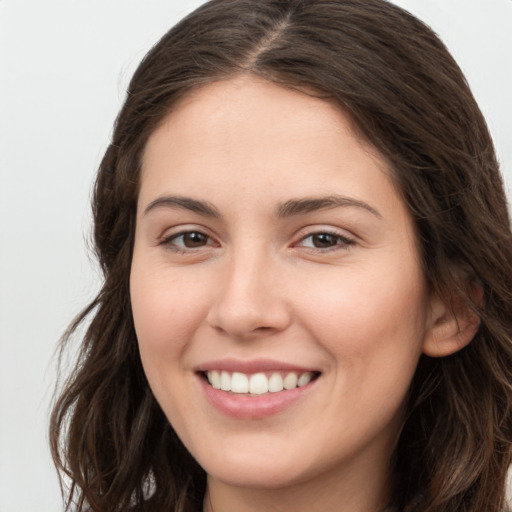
160 230 218 254
160 228 355 254
295 230 355 252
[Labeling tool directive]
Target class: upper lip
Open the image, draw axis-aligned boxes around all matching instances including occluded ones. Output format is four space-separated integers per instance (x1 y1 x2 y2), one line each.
195 358 319 374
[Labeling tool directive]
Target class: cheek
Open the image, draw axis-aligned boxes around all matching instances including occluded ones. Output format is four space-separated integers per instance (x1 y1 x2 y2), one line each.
295 257 428 375
130 263 209 368
296 265 427 441
129 263 212 434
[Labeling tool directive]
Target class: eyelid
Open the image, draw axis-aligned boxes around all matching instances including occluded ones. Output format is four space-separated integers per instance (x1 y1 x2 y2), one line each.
158 225 220 251
292 226 356 251
156 224 355 253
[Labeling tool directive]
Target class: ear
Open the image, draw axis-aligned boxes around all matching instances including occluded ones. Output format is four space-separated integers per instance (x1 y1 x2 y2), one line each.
423 288 481 358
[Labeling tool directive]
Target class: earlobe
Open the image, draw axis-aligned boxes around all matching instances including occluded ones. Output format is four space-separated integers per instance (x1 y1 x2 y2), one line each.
422 292 481 358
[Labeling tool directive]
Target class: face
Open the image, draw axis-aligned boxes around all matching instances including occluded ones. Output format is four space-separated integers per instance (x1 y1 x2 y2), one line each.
131 77 433 496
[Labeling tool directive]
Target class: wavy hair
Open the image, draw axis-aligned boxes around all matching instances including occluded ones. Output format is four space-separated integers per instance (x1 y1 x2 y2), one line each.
50 1 512 511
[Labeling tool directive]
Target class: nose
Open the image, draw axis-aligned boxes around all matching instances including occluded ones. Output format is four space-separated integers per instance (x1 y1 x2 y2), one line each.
206 248 291 339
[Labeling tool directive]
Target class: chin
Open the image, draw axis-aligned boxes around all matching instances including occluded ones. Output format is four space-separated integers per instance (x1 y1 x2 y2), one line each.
207 465 308 490
198 448 312 489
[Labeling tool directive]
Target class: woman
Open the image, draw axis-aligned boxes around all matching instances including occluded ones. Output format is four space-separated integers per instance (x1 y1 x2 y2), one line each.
50 1 512 511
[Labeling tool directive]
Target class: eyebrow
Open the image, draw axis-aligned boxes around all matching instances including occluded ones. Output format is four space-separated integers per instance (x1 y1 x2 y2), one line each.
143 194 381 219
144 196 221 217
277 195 381 218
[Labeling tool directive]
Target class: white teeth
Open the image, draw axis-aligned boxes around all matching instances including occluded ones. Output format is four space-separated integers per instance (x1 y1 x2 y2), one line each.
231 372 249 393
283 372 298 390
249 373 269 395
220 371 231 391
298 372 314 387
268 373 284 393
205 370 316 395
209 370 221 389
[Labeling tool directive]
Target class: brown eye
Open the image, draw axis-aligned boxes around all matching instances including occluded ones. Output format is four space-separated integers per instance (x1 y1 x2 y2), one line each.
162 230 213 251
310 233 339 248
297 231 355 251
178 231 209 248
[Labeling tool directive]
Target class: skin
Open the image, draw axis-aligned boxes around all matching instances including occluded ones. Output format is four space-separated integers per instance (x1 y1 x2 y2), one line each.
130 76 468 512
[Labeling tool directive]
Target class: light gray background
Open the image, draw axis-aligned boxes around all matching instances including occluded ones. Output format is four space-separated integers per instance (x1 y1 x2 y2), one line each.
1 1 511 511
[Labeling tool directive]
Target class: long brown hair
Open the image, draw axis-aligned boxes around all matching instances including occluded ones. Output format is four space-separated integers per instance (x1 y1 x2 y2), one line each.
50 1 512 511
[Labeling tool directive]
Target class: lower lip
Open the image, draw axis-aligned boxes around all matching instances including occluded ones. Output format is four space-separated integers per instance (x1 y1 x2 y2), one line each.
198 375 318 419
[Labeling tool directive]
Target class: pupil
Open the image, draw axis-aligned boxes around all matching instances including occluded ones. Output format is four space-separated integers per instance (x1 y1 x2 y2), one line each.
313 233 337 248
184 232 207 247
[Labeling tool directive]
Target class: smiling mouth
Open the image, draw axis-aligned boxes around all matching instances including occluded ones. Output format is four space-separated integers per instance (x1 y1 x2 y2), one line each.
201 370 321 395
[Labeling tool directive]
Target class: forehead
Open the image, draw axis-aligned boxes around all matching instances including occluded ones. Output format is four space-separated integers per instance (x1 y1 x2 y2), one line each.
139 76 403 218
143 78 384 170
